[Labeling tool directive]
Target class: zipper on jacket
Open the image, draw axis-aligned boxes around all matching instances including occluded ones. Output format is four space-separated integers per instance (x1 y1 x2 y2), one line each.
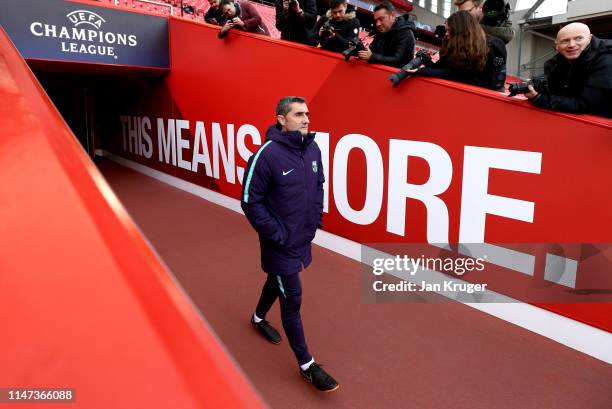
301 152 308 196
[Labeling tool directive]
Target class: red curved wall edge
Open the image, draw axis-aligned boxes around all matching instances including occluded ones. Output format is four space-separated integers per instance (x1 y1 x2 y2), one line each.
0 26 267 409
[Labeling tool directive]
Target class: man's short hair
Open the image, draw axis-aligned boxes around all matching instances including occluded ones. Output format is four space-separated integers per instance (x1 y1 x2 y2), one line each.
373 1 394 14
219 0 233 8
330 0 347 9
276 96 307 116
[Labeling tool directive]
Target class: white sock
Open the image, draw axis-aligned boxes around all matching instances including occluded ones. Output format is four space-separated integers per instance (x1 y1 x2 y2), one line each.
300 358 315 371
253 313 263 323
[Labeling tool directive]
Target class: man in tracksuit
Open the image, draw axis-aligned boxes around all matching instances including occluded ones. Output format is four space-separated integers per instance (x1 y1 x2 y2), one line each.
241 96 339 392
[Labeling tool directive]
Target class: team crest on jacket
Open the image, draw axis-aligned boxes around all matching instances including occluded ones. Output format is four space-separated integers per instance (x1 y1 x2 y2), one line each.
312 161 318 173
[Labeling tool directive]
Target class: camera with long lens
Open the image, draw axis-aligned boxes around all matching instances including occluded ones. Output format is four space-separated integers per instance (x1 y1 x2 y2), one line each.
388 49 433 87
434 25 446 39
341 40 366 61
482 0 510 27
320 21 335 39
507 77 548 97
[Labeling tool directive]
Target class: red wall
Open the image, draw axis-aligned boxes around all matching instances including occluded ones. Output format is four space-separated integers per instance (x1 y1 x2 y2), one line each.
101 17 612 331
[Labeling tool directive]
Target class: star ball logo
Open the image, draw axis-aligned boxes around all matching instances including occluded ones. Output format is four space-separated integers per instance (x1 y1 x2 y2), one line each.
29 9 139 60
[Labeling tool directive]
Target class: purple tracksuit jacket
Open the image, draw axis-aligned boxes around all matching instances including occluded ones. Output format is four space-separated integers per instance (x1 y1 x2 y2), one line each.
241 125 324 275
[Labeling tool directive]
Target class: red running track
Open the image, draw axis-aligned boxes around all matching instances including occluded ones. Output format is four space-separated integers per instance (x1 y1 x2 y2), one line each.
98 158 612 409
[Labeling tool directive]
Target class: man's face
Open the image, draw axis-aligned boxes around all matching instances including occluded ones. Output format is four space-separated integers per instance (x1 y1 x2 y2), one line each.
555 24 592 60
221 3 236 18
456 0 483 21
209 0 220 10
374 9 394 33
331 4 347 22
278 103 310 135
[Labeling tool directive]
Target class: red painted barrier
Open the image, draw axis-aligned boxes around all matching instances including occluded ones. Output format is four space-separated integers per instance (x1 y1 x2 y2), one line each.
100 18 612 331
4 0 609 337
0 26 267 409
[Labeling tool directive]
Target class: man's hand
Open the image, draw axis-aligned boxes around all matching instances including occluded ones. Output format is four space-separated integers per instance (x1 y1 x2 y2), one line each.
524 85 539 100
291 0 304 16
319 26 335 38
357 46 372 61
232 17 245 28
220 18 234 35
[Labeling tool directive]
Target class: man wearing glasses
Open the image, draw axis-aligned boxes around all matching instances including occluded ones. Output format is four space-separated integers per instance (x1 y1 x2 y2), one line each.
525 22 612 118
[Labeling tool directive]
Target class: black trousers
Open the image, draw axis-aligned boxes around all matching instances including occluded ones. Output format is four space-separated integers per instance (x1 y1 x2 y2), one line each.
255 272 312 366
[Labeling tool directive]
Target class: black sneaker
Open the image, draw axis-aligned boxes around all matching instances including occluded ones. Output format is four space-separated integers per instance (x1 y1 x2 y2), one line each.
300 363 339 392
250 316 281 345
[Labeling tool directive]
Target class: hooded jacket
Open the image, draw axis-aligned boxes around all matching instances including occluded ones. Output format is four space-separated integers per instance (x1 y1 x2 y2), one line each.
312 9 360 53
369 15 416 68
241 125 325 275
531 36 612 118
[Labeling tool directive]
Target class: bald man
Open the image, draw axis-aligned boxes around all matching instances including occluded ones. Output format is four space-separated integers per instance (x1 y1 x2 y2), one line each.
525 23 612 118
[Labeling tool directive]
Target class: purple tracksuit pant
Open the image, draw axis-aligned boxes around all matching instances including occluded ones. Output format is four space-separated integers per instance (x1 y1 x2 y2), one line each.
255 272 312 366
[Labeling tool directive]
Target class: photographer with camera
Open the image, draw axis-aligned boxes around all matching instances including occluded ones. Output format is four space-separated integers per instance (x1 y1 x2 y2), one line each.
400 11 506 91
454 0 514 44
275 0 317 45
356 2 415 68
388 49 433 86
218 0 270 38
205 0 226 26
523 23 612 118
312 0 360 53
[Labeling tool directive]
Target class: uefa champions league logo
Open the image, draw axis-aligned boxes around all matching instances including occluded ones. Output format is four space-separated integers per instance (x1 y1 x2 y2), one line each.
29 8 138 60
66 10 106 29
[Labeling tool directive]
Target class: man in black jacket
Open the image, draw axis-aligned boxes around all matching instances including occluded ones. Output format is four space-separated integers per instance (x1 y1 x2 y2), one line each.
525 23 612 118
275 0 317 45
357 1 415 68
312 0 360 53
242 96 339 393
204 0 226 26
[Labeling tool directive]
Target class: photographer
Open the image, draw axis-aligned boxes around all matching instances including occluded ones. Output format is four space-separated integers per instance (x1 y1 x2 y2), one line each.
357 2 415 68
454 0 514 44
403 11 506 91
218 0 270 38
205 0 226 26
275 0 317 45
312 0 360 53
525 23 612 118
